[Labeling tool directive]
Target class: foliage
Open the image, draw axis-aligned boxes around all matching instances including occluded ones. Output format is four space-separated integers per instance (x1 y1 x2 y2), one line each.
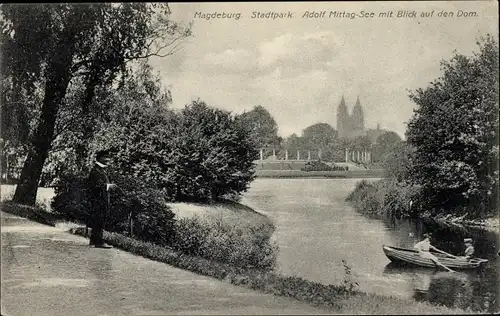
373 131 403 163
346 180 423 217
376 131 402 150
281 133 303 159
109 179 176 244
302 160 348 172
168 100 259 202
0 77 42 149
40 61 174 187
50 173 92 224
406 35 499 216
301 123 338 161
93 77 177 191
51 71 257 214
238 105 282 149
1 3 191 205
0 201 64 226
171 213 278 270
51 171 176 244
94 98 258 203
352 135 372 150
382 141 414 182
302 123 337 147
341 260 360 294
0 139 27 183
281 124 344 161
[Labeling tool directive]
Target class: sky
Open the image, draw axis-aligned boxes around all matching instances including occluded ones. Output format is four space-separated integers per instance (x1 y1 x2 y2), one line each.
149 1 498 139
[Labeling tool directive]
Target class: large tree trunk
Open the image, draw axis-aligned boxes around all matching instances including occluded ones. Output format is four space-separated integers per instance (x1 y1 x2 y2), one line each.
12 42 76 206
74 73 99 169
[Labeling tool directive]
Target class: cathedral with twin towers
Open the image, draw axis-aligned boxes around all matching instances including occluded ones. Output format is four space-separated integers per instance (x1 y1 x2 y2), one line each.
335 95 388 163
336 95 366 139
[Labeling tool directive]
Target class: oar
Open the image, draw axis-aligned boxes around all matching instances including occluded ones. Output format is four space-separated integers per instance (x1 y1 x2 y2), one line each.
431 258 455 272
433 248 458 259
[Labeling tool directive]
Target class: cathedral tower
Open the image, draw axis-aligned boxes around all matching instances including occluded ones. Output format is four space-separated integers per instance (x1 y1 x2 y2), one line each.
336 95 349 138
336 95 365 139
351 96 364 133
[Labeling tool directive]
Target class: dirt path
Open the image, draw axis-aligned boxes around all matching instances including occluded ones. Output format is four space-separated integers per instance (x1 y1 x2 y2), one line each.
1 211 329 316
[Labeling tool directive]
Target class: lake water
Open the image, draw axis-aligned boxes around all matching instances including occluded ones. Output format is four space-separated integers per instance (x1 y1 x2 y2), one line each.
241 178 500 313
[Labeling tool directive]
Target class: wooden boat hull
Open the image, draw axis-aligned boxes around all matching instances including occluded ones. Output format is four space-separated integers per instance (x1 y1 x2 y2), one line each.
383 245 488 270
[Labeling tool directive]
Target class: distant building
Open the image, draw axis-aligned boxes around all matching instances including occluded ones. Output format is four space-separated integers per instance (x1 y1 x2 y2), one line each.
336 96 365 139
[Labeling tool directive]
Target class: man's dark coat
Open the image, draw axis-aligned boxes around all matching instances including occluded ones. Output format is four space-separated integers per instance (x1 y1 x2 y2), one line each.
88 163 110 246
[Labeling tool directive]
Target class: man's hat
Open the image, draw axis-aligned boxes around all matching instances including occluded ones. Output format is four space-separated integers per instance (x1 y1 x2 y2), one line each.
464 238 473 244
423 233 432 239
95 149 112 160
95 146 119 160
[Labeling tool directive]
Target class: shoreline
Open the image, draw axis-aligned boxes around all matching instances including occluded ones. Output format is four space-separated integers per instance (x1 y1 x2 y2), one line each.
345 180 499 233
418 211 499 233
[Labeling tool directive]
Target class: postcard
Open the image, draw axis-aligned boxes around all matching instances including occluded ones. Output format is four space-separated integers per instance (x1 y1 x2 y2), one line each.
1 2 498 315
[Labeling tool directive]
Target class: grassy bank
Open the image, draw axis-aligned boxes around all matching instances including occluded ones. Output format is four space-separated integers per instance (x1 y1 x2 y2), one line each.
168 200 275 236
1 201 472 314
0 200 66 226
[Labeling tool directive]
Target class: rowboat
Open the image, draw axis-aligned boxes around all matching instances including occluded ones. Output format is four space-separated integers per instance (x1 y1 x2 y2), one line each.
383 245 488 270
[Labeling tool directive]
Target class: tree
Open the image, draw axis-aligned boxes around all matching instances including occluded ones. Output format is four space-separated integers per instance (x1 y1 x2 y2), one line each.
353 135 372 150
406 35 499 215
51 61 178 237
282 133 303 159
373 131 403 164
173 101 258 202
1 4 191 205
301 123 337 148
376 131 402 151
96 98 258 203
41 60 173 186
301 123 337 160
382 141 414 182
238 105 281 149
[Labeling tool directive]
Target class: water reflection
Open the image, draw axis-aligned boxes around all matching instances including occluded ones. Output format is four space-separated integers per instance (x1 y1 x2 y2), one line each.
243 178 500 314
383 262 497 312
381 216 500 313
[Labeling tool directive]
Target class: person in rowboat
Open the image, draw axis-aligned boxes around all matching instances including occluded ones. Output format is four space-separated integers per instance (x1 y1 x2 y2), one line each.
461 238 475 259
414 233 455 272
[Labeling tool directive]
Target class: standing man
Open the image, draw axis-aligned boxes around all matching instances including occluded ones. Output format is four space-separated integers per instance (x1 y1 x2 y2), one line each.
88 149 116 248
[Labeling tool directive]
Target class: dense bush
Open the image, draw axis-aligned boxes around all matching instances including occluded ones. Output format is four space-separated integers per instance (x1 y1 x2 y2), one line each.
167 101 259 202
302 160 348 172
346 180 423 217
171 213 278 270
94 99 258 203
1 201 64 226
109 179 176 244
51 173 92 224
52 170 275 270
51 172 176 244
